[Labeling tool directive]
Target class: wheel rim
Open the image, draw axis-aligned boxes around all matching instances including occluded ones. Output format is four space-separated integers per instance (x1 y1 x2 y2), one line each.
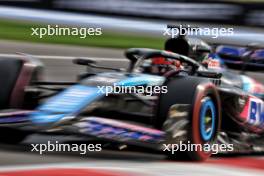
199 97 216 141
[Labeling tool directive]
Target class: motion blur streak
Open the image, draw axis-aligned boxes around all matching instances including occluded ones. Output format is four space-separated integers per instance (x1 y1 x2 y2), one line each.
0 6 264 44
208 157 264 170
0 168 134 176
0 158 263 176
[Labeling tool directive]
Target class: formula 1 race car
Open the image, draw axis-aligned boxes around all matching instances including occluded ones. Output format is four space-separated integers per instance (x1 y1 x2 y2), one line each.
0 48 263 161
216 44 264 70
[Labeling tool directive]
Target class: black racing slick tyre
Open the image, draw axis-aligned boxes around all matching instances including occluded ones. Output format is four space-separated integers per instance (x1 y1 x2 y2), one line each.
0 128 28 144
157 76 221 161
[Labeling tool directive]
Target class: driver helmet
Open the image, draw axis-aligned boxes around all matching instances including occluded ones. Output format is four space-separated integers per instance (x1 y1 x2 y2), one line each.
164 37 212 63
165 37 190 56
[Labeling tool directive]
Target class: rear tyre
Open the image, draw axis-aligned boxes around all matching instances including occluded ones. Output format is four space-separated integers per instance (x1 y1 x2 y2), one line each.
0 128 28 144
157 76 221 161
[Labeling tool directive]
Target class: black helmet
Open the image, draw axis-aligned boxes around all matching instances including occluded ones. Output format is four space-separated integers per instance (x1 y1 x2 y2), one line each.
164 37 190 56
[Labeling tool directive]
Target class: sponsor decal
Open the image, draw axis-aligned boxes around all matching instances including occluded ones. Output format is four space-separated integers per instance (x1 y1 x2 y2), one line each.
207 59 221 69
248 98 264 126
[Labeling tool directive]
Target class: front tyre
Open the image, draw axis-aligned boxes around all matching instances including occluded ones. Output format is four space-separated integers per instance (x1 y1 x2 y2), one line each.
190 95 219 161
157 77 221 161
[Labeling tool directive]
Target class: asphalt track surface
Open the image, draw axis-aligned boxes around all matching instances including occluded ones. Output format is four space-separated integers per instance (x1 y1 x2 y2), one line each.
0 40 263 176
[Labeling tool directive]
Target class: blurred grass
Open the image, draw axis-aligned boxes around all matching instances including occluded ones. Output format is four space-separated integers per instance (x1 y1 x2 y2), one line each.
0 20 164 49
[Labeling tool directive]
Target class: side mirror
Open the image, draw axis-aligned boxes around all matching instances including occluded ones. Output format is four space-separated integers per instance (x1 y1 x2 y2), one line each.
73 58 123 72
195 45 211 53
73 58 96 66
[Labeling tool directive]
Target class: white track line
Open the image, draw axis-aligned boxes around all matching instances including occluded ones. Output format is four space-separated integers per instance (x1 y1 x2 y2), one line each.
0 54 127 62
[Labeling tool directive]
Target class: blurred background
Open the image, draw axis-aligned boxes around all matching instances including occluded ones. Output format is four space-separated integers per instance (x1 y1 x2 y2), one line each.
0 0 264 49
0 0 263 176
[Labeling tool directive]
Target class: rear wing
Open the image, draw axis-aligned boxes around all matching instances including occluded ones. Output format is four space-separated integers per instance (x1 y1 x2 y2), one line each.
214 44 264 71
